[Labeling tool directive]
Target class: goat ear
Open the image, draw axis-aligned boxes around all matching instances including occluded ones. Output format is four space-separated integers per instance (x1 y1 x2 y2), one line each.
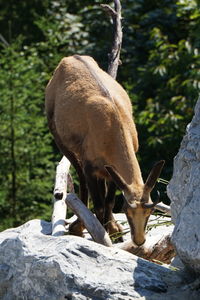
105 165 127 191
105 165 137 209
144 160 165 192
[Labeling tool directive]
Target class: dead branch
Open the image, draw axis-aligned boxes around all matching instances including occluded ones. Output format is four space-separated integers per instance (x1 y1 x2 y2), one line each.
52 156 70 236
155 203 171 216
101 0 123 79
100 4 117 18
66 193 113 247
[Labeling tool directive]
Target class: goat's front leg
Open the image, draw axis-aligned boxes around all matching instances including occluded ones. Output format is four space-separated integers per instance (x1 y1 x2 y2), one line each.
104 181 124 242
84 163 123 242
83 162 106 226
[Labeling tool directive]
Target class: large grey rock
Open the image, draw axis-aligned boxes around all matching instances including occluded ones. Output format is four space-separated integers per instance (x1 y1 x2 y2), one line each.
167 98 200 273
0 219 198 300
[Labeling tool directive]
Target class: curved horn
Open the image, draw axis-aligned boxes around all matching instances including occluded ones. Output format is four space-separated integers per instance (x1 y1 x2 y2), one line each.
142 191 161 209
144 160 165 193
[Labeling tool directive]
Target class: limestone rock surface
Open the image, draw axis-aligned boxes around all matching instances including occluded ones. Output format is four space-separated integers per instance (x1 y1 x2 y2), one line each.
167 98 200 273
1 219 198 300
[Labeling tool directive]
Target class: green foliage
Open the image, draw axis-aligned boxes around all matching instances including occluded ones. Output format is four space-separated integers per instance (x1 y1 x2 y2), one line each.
120 0 200 179
0 39 55 230
35 1 90 64
0 0 49 46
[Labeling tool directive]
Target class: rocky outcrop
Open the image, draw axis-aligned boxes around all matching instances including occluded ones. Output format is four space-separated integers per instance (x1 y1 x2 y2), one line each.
0 219 199 300
167 98 200 273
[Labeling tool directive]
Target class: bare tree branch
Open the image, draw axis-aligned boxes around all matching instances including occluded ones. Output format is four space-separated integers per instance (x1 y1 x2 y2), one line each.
101 0 123 79
155 203 171 216
100 4 117 18
52 156 70 236
66 193 113 247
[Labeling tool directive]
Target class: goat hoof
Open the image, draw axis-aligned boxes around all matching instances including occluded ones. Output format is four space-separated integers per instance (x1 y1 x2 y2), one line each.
107 222 124 243
69 219 85 237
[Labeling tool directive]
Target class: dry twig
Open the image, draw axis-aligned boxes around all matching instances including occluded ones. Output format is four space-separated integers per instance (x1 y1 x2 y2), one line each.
66 193 112 247
51 156 70 236
101 0 122 79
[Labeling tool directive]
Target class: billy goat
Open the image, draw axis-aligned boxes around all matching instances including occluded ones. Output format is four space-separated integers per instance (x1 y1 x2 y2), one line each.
45 55 164 246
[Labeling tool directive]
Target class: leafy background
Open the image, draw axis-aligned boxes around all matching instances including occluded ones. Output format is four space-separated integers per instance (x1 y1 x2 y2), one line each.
0 0 200 230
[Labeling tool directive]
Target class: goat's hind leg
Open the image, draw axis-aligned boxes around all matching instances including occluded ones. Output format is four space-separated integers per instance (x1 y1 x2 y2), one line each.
68 164 88 237
63 151 88 237
47 118 88 236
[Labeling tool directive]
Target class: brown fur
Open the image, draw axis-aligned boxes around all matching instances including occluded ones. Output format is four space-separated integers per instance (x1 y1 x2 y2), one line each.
45 55 164 246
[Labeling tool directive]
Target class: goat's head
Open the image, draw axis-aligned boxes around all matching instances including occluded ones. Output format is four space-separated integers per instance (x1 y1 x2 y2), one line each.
105 160 165 246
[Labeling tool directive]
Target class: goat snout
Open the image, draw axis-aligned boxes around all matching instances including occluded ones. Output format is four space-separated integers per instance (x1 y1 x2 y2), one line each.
132 235 146 247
